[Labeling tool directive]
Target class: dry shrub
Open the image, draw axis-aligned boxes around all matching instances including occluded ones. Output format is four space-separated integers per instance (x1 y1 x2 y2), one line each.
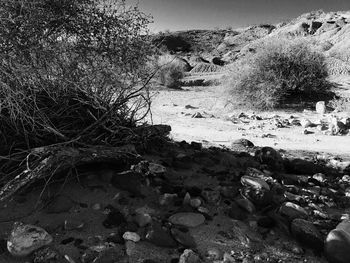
226 38 332 110
157 54 185 89
328 97 350 112
0 0 154 156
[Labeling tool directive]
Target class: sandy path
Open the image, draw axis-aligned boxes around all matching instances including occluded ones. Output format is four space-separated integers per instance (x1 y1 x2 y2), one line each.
149 86 350 158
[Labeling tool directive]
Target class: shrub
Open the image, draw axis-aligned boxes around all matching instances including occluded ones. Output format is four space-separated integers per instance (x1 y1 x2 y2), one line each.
227 39 331 110
0 0 154 155
328 97 350 112
157 54 185 89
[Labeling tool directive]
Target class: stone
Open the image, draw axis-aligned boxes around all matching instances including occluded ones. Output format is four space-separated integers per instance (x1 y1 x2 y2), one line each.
192 112 204 118
300 119 312 128
169 213 205 228
241 176 270 191
312 173 327 184
179 249 200 263
159 193 178 206
255 147 284 171
148 163 166 175
134 213 152 227
279 202 308 221
291 219 323 251
231 138 254 148
235 198 256 213
206 247 222 260
325 220 350 263
122 232 140 242
146 222 177 248
171 228 196 248
316 101 326 114
103 207 126 229
7 222 53 257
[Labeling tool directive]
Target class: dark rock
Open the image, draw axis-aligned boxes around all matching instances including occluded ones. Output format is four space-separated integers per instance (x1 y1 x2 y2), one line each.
146 222 177 248
227 203 248 221
235 198 256 213
241 187 273 207
93 247 125 263
279 202 308 221
171 227 196 248
255 147 284 171
103 207 126 229
291 219 323 251
110 171 145 197
325 220 350 263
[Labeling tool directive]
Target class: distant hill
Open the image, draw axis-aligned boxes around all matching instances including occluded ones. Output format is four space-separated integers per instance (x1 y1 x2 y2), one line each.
152 10 350 76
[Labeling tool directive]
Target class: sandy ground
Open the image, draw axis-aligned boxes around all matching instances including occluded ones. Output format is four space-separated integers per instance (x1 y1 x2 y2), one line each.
149 80 350 160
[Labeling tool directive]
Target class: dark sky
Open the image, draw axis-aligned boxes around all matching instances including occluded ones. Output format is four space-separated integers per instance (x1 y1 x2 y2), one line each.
127 0 350 32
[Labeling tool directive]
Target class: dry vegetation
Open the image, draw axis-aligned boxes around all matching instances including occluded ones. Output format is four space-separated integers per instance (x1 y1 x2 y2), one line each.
226 38 332 109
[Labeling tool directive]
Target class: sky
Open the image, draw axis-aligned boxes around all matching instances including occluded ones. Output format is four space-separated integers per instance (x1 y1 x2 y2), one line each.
126 0 350 32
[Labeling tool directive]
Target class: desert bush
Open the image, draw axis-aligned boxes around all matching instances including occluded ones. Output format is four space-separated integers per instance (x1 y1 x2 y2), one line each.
227 38 331 109
157 54 185 89
328 97 350 112
0 0 154 156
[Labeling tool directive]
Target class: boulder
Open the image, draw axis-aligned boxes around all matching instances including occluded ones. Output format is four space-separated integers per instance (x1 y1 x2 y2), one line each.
325 220 350 263
7 223 53 257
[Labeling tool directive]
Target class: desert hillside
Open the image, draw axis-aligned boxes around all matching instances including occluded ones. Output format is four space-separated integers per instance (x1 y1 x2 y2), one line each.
153 10 350 79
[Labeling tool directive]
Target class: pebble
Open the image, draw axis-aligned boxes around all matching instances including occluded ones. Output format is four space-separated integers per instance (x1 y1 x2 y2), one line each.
7 222 53 257
64 219 85 231
122 232 140 242
134 213 152 227
169 212 205 228
148 163 167 175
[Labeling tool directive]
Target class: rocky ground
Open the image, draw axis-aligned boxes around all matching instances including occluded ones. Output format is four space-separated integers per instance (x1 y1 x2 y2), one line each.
1 129 350 263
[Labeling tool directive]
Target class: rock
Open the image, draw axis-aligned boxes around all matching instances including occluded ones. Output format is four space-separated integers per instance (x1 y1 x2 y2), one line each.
159 193 178 206
45 195 73 214
235 198 256 213
146 222 177 248
103 206 126 229
300 119 312 128
179 249 200 263
192 112 204 118
257 216 275 228
190 198 202 208
134 213 152 227
241 187 272 207
171 228 196 248
122 232 140 242
325 220 350 263
7 222 53 257
169 213 205 228
312 173 327 184
291 219 323 251
316 101 326 114
148 163 166 175
255 147 284 171
231 138 254 148
279 202 308 221
241 176 270 191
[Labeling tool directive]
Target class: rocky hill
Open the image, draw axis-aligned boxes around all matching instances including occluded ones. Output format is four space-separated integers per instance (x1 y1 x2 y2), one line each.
153 10 350 77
